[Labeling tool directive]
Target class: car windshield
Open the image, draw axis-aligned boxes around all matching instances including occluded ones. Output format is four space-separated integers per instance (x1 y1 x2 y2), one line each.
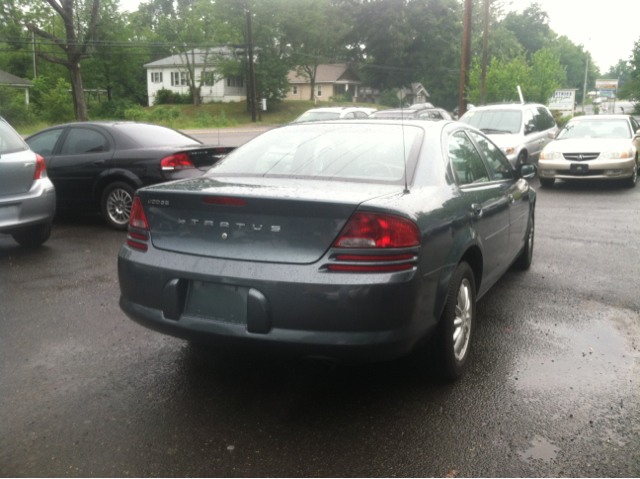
557 119 632 140
206 123 423 184
458 110 522 134
294 111 341 122
0 120 29 155
113 123 201 147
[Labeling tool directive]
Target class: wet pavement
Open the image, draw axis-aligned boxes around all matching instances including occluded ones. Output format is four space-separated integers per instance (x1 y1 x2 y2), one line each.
1 178 639 477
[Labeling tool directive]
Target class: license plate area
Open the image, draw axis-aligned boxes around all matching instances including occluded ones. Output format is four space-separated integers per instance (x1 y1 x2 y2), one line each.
184 281 248 324
570 163 589 174
0 205 20 222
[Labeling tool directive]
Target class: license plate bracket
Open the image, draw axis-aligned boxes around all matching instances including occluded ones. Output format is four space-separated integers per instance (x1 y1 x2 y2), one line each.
570 163 589 174
184 281 248 324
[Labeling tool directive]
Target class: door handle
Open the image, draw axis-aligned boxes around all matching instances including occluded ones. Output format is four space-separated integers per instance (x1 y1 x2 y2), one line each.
471 203 483 219
92 159 105 166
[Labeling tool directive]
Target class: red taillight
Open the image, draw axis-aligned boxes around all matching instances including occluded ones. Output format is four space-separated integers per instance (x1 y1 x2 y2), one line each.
335 254 414 262
129 197 149 231
34 154 47 180
327 263 413 272
334 212 421 248
127 239 148 251
161 153 195 171
202 196 247 206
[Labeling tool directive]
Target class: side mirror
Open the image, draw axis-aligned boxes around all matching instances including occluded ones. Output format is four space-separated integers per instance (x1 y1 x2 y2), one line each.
547 131 556 139
520 163 537 180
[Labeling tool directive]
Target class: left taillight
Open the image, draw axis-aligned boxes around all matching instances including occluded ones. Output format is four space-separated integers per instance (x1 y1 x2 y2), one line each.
161 153 195 171
34 154 47 180
127 197 149 251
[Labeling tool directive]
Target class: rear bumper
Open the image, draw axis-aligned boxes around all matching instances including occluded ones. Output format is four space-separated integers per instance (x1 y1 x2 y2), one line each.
0 178 56 233
118 244 439 363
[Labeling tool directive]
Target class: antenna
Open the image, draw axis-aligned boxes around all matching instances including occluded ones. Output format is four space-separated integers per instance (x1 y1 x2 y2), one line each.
399 88 409 194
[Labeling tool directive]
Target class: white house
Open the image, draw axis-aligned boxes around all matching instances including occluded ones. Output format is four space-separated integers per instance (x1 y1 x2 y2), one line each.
143 48 246 105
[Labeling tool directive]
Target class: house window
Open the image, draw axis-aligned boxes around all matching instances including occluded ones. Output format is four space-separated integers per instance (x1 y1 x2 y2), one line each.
226 76 244 88
292 86 298 95
151 72 163 83
171 72 188 86
202 71 215 86
181 72 188 86
317 85 322 97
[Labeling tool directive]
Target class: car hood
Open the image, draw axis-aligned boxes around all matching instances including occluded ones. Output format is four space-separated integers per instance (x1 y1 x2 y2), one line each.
544 138 634 153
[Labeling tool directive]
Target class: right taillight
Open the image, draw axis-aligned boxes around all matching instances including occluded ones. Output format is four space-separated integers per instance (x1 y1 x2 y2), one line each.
127 197 149 251
334 212 421 248
34 154 47 180
161 153 195 171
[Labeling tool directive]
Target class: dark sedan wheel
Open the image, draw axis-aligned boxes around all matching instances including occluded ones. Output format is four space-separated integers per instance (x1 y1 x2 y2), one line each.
11 222 52 247
437 261 476 380
514 212 534 270
102 182 134 230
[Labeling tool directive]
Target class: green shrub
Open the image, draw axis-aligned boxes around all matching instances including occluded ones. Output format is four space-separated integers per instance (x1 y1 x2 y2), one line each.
330 91 353 103
91 99 136 120
379 89 402 108
124 105 149 122
38 78 74 124
212 109 237 128
0 85 35 126
154 88 194 105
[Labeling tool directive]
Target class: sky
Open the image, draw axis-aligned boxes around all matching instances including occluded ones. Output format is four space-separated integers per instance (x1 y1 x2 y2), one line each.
118 0 640 73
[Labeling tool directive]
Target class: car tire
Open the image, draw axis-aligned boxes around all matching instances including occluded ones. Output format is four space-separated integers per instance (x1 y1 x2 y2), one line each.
539 178 555 188
436 261 476 381
513 211 534 270
101 181 135 230
11 222 52 247
516 151 527 169
624 162 637 188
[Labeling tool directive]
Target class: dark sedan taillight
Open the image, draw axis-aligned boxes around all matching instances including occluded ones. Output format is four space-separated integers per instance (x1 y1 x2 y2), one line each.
127 197 150 251
327 212 420 272
160 153 195 171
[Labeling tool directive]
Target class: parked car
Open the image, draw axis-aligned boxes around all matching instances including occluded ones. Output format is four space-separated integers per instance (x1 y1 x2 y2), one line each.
25 122 234 230
369 107 452 121
458 103 558 168
453 103 476 118
292 107 377 123
0 117 56 247
538 115 640 188
118 120 537 380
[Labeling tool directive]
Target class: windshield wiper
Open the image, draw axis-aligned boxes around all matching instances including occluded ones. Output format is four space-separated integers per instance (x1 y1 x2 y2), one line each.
480 128 512 134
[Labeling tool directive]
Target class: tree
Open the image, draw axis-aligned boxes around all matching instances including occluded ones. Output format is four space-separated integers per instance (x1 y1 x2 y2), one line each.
503 3 553 58
618 38 640 109
25 0 101 122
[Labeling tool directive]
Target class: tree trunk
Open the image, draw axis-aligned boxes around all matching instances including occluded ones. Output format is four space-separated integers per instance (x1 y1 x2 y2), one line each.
69 62 88 122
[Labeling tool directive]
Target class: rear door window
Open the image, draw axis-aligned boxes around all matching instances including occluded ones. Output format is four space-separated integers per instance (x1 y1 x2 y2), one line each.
449 131 490 185
60 128 109 155
26 128 64 156
523 109 536 133
536 107 556 130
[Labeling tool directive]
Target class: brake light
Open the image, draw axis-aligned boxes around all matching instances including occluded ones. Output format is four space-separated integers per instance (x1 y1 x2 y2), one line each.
202 196 247 206
161 153 195 171
328 263 413 272
334 212 421 248
129 197 149 231
34 154 47 179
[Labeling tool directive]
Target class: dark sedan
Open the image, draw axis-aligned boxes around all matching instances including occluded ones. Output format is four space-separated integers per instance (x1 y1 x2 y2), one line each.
118 120 537 379
25 122 233 229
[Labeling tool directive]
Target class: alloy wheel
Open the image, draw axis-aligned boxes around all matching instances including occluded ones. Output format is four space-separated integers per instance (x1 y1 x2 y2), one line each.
106 188 133 225
453 278 473 361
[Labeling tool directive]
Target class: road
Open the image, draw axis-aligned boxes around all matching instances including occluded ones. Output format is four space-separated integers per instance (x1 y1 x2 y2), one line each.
1 167 639 476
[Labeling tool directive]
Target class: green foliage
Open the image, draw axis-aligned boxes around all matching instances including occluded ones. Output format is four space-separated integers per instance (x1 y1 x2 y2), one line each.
154 88 193 105
379 89 402 107
503 3 553 57
0 85 34 126
331 90 353 103
38 78 75 124
90 99 136 120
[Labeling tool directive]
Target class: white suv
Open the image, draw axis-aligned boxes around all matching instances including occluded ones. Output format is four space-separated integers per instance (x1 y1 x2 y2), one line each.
293 107 377 123
458 103 558 167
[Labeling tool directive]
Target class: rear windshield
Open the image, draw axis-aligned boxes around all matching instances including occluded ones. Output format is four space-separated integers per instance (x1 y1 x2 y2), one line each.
293 111 341 122
206 123 423 184
0 119 28 155
113 123 201 147
557 119 631 140
458 110 522 134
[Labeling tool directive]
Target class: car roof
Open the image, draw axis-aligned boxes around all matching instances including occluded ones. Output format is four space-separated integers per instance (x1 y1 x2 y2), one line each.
568 114 631 121
468 103 546 111
303 107 372 113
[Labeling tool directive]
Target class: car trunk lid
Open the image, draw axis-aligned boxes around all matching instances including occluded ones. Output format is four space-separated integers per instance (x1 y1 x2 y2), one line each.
0 150 36 197
138 177 402 264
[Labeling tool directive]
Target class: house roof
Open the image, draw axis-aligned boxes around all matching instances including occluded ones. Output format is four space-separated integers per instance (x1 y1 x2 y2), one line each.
288 64 362 84
401 82 429 97
144 47 238 68
0 70 34 87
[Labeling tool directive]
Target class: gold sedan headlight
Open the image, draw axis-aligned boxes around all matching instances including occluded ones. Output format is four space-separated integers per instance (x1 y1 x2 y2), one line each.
600 150 631 159
540 151 562 160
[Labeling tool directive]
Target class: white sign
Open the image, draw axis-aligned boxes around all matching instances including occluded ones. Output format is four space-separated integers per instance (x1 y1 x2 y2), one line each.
549 89 576 112
596 79 619 89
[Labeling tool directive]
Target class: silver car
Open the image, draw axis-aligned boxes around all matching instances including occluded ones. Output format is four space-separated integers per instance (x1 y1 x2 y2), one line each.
0 117 56 246
458 103 558 168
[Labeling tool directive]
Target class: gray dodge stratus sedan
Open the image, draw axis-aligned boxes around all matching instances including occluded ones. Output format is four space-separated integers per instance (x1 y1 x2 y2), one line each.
118 120 537 379
0 117 56 246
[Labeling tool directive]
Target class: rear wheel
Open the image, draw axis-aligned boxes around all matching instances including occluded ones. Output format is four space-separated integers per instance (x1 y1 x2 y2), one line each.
101 181 134 230
11 222 52 247
436 261 476 381
539 177 555 188
516 151 527 169
514 212 534 270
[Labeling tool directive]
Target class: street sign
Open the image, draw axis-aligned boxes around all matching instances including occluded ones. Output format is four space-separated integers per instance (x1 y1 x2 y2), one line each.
599 89 615 98
596 79 619 89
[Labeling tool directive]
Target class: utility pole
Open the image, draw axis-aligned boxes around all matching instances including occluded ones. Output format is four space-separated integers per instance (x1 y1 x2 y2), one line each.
32 31 37 78
581 54 589 114
246 7 257 123
458 0 473 117
480 0 489 105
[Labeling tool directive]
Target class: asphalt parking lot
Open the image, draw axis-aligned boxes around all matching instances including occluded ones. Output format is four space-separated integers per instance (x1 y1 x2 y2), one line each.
1 177 639 477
